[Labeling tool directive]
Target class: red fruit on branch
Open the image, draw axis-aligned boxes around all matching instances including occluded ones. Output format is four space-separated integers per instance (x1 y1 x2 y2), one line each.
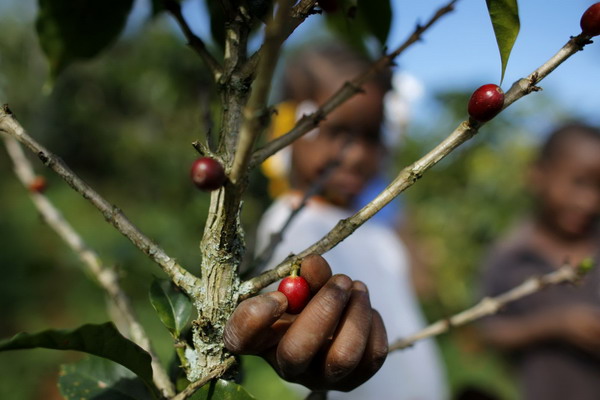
581 3 600 37
190 157 226 191
467 84 505 122
277 272 311 314
29 176 47 193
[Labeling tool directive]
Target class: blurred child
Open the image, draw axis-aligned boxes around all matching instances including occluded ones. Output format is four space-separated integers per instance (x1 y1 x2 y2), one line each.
250 43 447 399
480 123 600 400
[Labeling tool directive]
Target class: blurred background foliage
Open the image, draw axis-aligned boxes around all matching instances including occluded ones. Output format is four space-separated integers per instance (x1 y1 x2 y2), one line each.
0 1 581 399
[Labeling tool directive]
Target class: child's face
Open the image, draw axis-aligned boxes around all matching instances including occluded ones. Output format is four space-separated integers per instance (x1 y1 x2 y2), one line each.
532 134 600 238
291 83 385 208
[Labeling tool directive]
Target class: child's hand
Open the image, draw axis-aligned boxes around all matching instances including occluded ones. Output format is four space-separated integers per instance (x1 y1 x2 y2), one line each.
224 254 388 392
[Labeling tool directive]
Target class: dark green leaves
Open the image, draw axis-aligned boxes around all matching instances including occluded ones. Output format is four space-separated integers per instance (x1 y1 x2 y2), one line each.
486 0 520 83
357 0 392 46
189 379 257 400
325 0 393 53
149 278 193 337
59 356 151 400
36 0 135 76
0 323 156 396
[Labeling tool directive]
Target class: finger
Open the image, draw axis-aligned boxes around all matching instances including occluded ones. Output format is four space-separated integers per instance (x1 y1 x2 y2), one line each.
334 309 388 392
276 274 353 378
224 291 288 354
300 254 332 294
322 281 372 382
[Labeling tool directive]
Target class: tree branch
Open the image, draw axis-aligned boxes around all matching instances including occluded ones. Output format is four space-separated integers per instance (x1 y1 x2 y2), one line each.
240 0 318 80
239 29 595 298
164 0 223 81
2 132 176 397
0 106 201 297
250 0 459 167
171 356 236 400
389 259 594 351
229 0 296 184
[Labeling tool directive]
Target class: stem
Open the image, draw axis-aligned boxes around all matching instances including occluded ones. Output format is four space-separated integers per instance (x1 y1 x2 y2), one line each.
0 105 200 297
2 132 176 398
389 261 591 351
229 0 295 184
164 0 222 81
172 356 236 400
239 0 318 80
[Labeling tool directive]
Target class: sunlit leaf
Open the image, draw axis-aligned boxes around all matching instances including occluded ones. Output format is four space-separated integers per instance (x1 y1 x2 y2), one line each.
0 323 157 396
486 0 520 83
149 277 193 337
35 0 134 76
59 356 151 400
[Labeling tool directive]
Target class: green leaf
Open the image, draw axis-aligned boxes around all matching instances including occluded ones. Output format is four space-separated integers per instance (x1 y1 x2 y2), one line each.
486 0 520 83
59 356 151 400
150 0 167 16
36 0 135 76
325 0 392 54
149 277 193 337
325 3 369 56
0 322 157 397
357 0 392 45
207 0 226 50
189 379 256 400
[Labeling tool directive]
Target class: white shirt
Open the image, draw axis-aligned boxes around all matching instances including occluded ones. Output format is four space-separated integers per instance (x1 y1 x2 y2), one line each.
256 194 448 400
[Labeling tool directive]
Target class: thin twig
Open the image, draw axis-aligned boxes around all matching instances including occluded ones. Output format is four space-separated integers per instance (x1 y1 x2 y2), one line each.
171 356 236 400
229 0 296 184
0 106 201 298
1 133 176 398
389 260 593 351
250 0 459 167
239 31 594 297
164 0 223 81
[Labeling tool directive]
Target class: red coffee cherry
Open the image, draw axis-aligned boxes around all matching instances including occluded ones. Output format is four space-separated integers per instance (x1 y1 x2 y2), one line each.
190 157 226 191
581 3 600 37
29 176 47 193
277 271 311 314
468 84 505 122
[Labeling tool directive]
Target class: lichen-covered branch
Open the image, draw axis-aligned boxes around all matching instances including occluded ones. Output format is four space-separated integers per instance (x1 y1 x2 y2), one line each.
0 105 200 297
172 356 236 400
389 260 594 351
229 0 296 184
164 0 223 81
2 132 176 397
250 0 459 167
240 24 595 297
